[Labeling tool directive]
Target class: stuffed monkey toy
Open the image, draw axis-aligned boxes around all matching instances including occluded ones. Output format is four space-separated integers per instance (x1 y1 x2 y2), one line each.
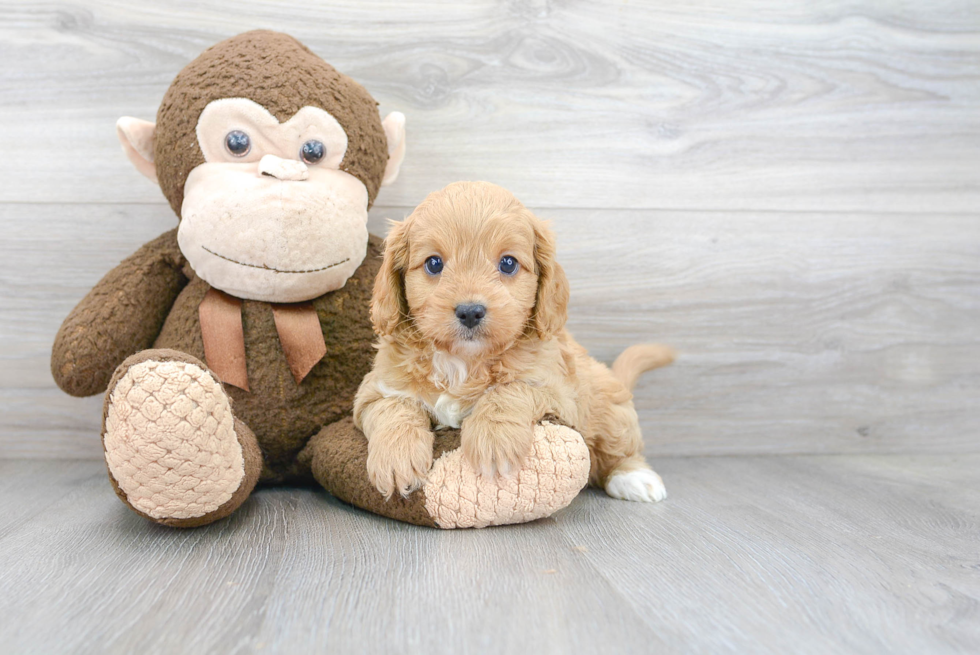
51 31 590 528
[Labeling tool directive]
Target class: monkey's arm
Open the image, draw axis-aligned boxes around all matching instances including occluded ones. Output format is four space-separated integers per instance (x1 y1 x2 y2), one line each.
51 228 188 397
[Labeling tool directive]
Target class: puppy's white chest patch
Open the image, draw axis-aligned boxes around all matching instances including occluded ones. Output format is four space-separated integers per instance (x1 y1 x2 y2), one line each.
430 350 468 390
377 380 472 430
431 393 471 429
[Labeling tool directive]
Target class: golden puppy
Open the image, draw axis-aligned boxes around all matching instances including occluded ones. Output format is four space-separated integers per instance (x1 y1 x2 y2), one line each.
354 181 673 502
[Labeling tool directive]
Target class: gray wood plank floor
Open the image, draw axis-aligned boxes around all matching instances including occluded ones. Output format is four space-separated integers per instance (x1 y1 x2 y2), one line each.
2 3 978 652
1 456 977 654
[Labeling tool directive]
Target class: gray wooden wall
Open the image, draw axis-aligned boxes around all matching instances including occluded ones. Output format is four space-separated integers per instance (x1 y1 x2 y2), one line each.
2 0 978 459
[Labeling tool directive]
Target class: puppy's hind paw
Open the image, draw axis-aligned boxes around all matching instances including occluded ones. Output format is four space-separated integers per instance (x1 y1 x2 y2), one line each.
604 468 667 503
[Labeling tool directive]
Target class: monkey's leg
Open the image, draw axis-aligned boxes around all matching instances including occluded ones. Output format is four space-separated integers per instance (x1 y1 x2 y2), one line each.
101 349 262 528
300 417 591 529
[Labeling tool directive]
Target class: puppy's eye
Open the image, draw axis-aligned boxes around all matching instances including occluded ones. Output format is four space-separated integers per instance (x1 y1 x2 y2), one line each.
225 130 251 157
498 256 519 276
424 256 444 275
300 140 325 164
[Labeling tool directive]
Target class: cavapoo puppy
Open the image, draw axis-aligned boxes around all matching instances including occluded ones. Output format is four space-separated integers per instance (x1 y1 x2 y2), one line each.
354 181 673 503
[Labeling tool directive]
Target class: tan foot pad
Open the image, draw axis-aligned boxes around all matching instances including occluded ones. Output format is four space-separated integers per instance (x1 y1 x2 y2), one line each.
423 422 590 529
103 359 244 520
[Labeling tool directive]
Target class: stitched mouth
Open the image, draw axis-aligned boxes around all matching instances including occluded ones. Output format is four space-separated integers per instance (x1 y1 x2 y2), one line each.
202 246 349 274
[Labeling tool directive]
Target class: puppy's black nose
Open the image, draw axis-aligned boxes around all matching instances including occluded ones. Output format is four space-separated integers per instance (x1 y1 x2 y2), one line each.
455 304 486 329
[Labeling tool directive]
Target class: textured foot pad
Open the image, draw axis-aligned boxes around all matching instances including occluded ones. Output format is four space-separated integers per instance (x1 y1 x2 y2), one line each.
103 359 245 520
423 422 590 529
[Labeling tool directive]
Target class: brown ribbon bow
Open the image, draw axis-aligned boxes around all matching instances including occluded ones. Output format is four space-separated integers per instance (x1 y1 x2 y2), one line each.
199 289 327 391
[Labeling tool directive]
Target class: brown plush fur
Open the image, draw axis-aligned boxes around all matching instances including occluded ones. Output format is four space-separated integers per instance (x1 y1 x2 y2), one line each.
152 233 384 482
155 30 389 215
54 229 383 483
51 32 415 527
300 417 460 528
51 230 187 397
355 182 672 497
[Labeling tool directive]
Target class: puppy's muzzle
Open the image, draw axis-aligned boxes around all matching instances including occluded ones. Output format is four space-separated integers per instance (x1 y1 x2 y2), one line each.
455 303 486 329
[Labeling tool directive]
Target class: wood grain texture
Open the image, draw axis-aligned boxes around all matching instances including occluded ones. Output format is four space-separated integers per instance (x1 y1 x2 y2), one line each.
3 4 977 651
0 0 978 211
3 203 977 458
0 455 976 654
1 1 978 458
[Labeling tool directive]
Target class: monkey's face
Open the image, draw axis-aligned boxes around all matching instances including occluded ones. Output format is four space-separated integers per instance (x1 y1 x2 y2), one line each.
175 98 370 303
116 32 406 302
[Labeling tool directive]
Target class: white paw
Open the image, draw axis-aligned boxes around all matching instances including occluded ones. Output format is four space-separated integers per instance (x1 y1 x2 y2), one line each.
604 468 667 503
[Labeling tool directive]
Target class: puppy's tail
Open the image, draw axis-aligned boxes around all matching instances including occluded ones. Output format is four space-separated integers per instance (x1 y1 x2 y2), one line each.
612 344 675 391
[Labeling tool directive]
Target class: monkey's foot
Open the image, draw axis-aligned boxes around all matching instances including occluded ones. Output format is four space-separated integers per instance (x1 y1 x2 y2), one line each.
308 419 591 529
102 349 261 527
422 421 590 528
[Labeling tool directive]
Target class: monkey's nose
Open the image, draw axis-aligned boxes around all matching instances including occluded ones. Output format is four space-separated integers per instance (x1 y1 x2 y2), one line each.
258 154 309 181
455 304 486 329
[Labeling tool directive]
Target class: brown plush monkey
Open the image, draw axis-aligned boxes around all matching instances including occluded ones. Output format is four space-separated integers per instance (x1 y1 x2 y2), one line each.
51 31 589 528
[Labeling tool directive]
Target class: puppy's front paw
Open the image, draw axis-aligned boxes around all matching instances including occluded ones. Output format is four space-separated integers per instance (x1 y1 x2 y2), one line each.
366 428 434 499
460 417 535 477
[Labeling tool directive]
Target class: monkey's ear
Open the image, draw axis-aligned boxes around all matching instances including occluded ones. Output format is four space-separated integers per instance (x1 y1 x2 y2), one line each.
116 117 158 183
370 218 411 336
380 112 406 187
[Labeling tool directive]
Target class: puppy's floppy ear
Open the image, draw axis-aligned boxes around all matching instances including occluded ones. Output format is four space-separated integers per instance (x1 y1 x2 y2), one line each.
531 216 569 339
371 219 411 336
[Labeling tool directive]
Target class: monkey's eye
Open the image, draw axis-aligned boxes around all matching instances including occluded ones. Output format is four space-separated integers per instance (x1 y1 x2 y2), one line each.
498 256 519 276
224 130 251 157
424 256 444 276
300 140 325 164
